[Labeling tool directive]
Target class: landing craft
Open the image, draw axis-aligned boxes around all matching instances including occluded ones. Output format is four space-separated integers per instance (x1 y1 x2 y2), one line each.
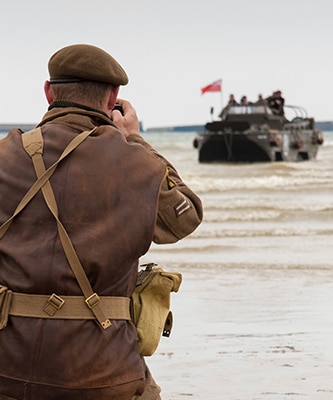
193 104 324 163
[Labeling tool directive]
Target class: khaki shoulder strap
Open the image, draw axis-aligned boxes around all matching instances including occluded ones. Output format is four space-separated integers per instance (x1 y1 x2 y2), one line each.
0 127 96 239
20 127 111 330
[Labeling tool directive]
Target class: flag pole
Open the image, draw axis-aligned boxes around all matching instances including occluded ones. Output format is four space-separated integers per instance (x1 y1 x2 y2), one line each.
220 79 223 115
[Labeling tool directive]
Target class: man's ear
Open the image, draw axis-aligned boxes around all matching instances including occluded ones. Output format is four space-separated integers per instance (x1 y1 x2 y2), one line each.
107 86 120 111
44 81 54 104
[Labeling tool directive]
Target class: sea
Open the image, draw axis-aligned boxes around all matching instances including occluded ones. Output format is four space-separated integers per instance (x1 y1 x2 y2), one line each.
138 129 333 400
137 130 333 269
1 128 333 399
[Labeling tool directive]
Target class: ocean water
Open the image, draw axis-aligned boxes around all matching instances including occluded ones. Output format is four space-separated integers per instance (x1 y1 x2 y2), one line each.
140 130 333 269
137 129 333 399
138 130 333 399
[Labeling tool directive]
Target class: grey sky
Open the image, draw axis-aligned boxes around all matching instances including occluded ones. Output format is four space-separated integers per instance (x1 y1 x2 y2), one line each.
1 0 332 128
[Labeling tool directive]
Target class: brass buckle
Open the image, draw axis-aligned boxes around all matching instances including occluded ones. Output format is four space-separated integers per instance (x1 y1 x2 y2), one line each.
43 293 65 316
85 293 100 309
48 293 65 309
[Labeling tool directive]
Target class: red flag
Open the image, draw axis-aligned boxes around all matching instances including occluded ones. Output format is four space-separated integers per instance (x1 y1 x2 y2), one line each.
201 79 222 95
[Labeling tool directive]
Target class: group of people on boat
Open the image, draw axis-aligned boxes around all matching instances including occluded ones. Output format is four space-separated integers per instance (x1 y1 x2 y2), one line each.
219 90 285 118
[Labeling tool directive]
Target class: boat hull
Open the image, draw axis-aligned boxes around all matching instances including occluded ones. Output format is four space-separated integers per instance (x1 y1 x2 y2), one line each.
194 130 321 163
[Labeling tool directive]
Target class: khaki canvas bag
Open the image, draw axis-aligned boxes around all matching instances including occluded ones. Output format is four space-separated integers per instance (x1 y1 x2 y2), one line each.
131 263 182 356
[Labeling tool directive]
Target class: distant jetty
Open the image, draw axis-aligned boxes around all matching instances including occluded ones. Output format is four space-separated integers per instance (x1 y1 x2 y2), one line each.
145 124 204 133
0 124 35 132
316 121 333 131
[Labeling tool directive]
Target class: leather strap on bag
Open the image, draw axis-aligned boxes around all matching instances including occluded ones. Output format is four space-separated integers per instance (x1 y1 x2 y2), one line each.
20 128 112 330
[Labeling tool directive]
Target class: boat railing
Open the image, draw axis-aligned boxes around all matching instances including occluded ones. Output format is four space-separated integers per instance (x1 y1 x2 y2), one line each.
223 104 313 127
224 105 273 117
224 104 309 120
284 105 308 119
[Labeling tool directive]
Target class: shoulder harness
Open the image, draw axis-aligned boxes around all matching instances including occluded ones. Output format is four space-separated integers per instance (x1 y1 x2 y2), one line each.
0 128 130 330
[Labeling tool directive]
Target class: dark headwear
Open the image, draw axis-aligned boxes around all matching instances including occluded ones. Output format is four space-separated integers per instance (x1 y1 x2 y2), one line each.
48 44 128 86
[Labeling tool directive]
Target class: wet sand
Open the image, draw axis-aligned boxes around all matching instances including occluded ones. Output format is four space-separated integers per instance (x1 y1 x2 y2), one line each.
145 264 333 400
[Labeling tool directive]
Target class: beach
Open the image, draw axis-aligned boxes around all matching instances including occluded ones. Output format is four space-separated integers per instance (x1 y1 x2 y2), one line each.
139 130 333 400
141 264 333 400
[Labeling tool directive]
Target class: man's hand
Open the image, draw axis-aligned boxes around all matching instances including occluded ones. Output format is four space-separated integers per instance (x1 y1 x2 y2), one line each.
111 99 141 138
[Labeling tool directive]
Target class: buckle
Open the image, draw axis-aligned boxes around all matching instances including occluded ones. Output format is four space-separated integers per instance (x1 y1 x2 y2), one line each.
85 293 100 309
43 293 65 316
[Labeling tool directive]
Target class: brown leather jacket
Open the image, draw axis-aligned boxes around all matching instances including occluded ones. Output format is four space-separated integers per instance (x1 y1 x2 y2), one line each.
0 106 202 393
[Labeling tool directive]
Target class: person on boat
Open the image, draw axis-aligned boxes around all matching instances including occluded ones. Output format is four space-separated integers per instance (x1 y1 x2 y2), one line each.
0 44 203 400
266 90 285 116
240 95 249 105
255 93 267 105
218 93 238 117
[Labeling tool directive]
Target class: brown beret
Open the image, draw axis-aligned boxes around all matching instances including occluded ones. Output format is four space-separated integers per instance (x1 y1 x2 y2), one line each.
48 44 128 86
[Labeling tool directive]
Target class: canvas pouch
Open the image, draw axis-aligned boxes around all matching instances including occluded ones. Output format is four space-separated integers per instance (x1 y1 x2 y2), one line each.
131 263 182 356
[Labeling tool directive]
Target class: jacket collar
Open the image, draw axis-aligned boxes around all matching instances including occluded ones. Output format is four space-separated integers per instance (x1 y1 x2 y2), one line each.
37 102 116 132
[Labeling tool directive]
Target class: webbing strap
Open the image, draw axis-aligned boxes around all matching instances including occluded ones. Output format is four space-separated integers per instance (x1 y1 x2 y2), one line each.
0 128 96 239
10 292 130 320
21 128 111 330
